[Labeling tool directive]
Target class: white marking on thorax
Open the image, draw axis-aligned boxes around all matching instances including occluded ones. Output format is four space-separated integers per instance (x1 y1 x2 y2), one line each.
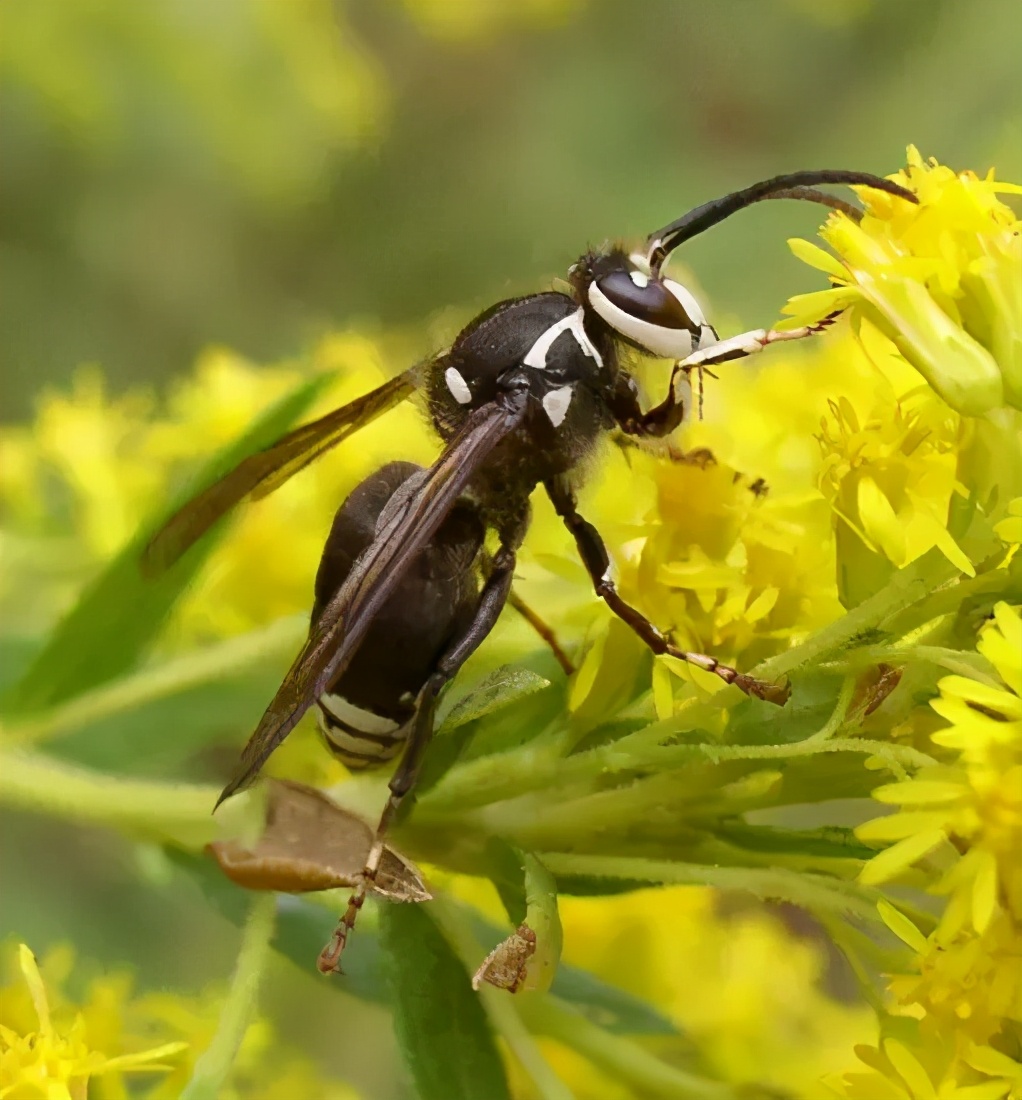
523 307 604 370
319 693 401 735
445 366 473 404
542 385 574 427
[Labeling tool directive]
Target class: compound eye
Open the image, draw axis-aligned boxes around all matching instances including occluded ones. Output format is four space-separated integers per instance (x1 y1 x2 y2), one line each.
595 271 696 330
588 270 707 359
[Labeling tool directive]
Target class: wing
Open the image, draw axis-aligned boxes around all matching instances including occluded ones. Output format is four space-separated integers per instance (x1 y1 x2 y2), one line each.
215 390 529 806
142 367 420 575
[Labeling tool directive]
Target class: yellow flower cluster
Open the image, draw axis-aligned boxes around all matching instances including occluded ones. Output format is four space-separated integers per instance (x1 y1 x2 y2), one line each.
0 940 359 1099
0 942 185 1099
0 335 436 645
835 604 1022 1099
3 150 1020 1097
786 146 1022 417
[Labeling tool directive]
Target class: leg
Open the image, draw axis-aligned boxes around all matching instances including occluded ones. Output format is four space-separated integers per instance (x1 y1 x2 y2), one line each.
317 543 518 974
607 373 688 439
508 588 576 675
675 311 842 373
544 477 789 705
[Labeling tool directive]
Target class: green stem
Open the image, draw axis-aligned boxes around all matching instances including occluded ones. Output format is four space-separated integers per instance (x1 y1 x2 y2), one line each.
520 996 733 1100
804 674 856 742
418 728 932 821
180 893 277 1100
2 617 305 746
0 747 247 848
658 736 931 772
821 644 999 685
427 898 575 1100
535 853 885 925
750 549 957 681
477 987 576 1100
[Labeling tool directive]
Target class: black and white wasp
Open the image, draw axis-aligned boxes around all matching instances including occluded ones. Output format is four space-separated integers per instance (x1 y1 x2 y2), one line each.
144 170 917 971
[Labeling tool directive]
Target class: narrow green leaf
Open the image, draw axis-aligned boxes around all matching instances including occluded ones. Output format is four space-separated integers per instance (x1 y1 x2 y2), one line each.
4 374 334 714
417 665 554 794
380 902 512 1100
715 822 877 861
439 665 551 730
171 849 678 1034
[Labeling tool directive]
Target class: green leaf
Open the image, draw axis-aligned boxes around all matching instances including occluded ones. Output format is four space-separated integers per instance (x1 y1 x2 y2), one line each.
417 665 553 794
439 664 551 730
381 902 512 1100
171 849 678 1035
4 374 333 714
715 823 877 861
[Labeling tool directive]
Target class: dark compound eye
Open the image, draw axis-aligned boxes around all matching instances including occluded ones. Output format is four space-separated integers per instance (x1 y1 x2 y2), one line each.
587 269 711 360
595 270 697 330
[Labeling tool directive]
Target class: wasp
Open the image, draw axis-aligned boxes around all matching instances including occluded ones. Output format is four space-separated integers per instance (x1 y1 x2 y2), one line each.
145 170 917 971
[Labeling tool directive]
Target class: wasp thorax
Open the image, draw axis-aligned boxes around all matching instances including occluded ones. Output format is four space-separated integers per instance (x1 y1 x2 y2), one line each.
587 267 716 360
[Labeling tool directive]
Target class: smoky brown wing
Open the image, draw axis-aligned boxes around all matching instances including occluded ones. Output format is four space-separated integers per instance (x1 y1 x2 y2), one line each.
215 392 529 807
142 368 419 575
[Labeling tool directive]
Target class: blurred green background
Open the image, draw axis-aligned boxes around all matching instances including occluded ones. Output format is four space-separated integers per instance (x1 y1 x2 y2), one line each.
3 0 1019 417
1 2 1020 1097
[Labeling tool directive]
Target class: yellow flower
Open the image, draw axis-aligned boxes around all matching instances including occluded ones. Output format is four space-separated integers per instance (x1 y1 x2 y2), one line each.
814 333 972 605
843 605 1022 1094
858 605 1022 914
557 887 874 1096
0 944 186 1100
787 146 1022 416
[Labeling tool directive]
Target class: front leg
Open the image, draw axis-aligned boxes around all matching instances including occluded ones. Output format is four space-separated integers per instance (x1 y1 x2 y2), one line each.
676 310 842 372
544 477 789 705
607 372 688 439
317 541 518 974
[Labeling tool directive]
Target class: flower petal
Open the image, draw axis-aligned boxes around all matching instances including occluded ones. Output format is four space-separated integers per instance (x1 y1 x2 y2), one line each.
859 828 947 885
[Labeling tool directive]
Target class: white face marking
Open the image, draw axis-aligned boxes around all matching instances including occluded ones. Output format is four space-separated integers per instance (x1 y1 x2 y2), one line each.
629 270 650 288
663 278 707 328
587 282 697 360
542 384 574 427
523 308 604 371
319 693 401 735
445 366 472 405
628 251 652 276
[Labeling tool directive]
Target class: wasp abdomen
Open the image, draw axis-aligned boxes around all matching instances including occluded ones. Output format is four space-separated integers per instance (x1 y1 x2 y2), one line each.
316 693 409 770
310 461 484 773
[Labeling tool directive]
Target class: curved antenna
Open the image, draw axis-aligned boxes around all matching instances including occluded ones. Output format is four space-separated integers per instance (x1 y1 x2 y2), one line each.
646 170 917 275
766 187 864 222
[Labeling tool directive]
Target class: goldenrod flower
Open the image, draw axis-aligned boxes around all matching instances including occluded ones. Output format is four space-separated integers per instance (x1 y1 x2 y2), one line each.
0 944 186 1100
787 146 1022 416
837 605 1022 1097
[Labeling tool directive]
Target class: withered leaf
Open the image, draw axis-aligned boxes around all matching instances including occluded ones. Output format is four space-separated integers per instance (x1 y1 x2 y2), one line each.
471 924 537 993
208 779 429 902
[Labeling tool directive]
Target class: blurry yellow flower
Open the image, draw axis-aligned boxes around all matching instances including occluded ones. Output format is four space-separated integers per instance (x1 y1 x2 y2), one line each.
558 887 874 1096
787 147 1022 416
0 943 185 1100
